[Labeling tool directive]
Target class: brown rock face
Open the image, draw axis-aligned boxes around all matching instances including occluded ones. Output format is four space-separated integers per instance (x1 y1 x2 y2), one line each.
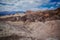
0 8 60 22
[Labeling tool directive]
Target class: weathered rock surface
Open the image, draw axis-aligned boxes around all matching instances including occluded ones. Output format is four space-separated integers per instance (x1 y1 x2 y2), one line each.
0 8 60 40
0 20 60 40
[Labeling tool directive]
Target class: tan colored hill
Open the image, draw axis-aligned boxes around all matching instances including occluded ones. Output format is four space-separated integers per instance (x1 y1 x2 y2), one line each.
0 8 60 40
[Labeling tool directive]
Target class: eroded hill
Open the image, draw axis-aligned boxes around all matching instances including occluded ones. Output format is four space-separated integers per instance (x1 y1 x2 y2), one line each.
0 8 60 22
0 8 60 40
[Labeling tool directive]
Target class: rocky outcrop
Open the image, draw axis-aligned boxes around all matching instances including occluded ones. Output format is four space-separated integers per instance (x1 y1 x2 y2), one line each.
0 16 21 21
0 8 60 22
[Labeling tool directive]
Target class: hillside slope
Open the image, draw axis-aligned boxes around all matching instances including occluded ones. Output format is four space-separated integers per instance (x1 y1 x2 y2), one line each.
0 8 60 40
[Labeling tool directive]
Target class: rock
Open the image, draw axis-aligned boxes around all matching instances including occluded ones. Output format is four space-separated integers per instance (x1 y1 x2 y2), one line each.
0 8 60 40
0 20 60 40
0 22 14 37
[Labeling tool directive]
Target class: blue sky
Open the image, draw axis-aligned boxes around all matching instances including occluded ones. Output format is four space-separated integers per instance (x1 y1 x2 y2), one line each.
0 0 60 12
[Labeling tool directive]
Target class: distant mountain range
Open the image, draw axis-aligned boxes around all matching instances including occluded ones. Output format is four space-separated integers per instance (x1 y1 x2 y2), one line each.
0 11 25 16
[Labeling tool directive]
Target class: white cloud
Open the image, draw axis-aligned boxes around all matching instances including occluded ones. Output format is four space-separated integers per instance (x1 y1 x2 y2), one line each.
0 0 17 4
0 5 17 11
0 0 59 11
14 0 50 7
49 7 55 10
55 2 60 7
57 2 60 4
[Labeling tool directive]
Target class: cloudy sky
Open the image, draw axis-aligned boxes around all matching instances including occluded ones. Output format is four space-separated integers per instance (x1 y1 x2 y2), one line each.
0 0 60 11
